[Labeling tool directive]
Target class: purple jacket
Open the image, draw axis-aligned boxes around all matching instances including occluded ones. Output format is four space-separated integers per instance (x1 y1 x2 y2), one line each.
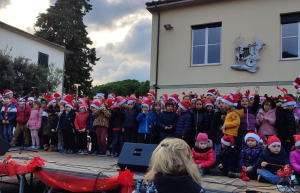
256 108 277 136
239 145 263 168
238 95 260 131
290 150 300 174
27 109 43 130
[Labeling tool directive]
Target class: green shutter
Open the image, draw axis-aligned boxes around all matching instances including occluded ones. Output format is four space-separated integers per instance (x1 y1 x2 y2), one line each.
281 12 300 24
38 52 49 68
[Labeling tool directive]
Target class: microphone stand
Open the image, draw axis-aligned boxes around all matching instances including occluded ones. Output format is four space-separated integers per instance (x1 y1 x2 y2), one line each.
9 88 38 154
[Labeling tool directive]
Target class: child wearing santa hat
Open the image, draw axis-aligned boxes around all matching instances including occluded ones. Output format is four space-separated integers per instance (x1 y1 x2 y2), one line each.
290 135 300 179
210 135 239 176
74 104 89 155
175 100 192 144
256 135 290 184
205 100 215 133
229 131 263 179
136 100 156 144
192 133 215 175
151 100 161 144
275 95 297 154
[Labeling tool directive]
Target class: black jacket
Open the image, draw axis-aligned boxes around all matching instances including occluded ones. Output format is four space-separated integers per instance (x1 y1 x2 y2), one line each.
123 104 141 128
205 110 215 133
110 107 124 129
192 108 209 133
134 173 205 193
175 111 192 137
57 111 76 132
216 147 239 168
256 148 290 174
210 109 227 143
275 107 296 141
158 111 178 135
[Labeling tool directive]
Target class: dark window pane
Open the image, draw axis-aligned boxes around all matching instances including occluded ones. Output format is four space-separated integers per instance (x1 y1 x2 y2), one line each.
193 29 205 46
193 46 205 64
208 44 221 63
208 27 221 44
38 52 49 68
282 37 298 58
282 23 298 37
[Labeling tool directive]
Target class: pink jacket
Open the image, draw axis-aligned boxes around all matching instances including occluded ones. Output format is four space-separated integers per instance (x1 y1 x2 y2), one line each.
256 108 277 136
27 109 43 130
290 150 300 174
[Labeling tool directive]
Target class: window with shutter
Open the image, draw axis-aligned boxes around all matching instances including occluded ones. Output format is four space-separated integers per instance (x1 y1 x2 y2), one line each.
38 52 49 68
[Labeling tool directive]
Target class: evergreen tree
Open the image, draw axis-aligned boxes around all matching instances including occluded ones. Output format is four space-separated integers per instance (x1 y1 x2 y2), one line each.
34 0 99 96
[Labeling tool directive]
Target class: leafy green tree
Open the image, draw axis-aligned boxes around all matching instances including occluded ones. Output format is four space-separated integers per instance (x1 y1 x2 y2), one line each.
34 0 99 96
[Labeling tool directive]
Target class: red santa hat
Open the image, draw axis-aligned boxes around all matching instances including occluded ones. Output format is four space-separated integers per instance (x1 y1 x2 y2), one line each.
108 93 116 100
142 100 151 110
61 94 74 104
142 96 150 101
127 97 136 105
43 94 56 107
221 135 234 148
28 97 34 101
282 95 296 107
78 97 88 104
18 98 27 105
260 96 266 101
160 94 168 101
116 96 126 106
244 131 261 143
161 98 168 106
107 99 116 108
54 93 61 100
65 102 74 109
178 100 190 112
221 93 240 107
206 89 217 97
130 94 136 99
293 75 300 93
168 94 180 104
91 101 100 110
204 100 214 107
267 135 281 149
96 93 105 99
147 91 155 97
79 103 88 111
259 134 268 143
3 89 13 95
294 135 300 147
249 94 256 99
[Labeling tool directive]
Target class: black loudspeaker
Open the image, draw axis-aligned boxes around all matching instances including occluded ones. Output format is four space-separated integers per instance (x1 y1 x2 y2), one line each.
0 138 10 155
118 143 157 172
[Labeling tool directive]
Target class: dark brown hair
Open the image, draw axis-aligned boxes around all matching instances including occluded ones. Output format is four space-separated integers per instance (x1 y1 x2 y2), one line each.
261 100 275 111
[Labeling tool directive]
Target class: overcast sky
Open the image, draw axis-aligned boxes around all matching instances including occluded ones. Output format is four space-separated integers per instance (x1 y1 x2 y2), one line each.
0 0 152 86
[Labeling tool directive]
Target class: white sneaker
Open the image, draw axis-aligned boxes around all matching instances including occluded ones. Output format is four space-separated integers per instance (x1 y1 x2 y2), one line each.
30 145 36 149
276 185 295 192
35 145 40 149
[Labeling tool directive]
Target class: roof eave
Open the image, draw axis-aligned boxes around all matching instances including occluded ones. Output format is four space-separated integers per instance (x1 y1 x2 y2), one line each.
146 0 225 13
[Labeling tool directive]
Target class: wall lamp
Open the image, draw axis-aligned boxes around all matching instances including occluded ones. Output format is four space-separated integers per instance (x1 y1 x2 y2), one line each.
164 24 173 30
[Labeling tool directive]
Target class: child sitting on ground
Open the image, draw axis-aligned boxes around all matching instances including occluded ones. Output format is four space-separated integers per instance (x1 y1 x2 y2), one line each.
256 135 290 184
290 135 300 179
210 135 239 176
192 133 215 175
229 131 263 179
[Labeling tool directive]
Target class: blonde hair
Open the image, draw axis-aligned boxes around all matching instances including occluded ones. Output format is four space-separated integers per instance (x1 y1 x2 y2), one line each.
144 138 202 185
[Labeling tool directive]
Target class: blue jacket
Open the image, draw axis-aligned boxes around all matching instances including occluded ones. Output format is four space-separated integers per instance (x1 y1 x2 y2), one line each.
239 145 263 168
57 110 76 132
158 111 178 134
122 104 141 128
0 104 17 123
175 111 192 137
216 147 239 168
86 112 96 133
256 148 290 174
136 112 156 134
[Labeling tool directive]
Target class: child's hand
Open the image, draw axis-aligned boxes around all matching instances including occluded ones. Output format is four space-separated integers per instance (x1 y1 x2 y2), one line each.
73 129 75 133
218 164 223 169
165 126 169 130
87 130 90 134
246 166 253 171
149 125 151 128
261 162 268 167
254 86 260 94
6 121 9 124
122 128 125 132
197 164 202 169
264 117 268 121
221 115 225 121
2 120 5 124
221 125 225 130
259 117 264 123
82 129 86 132
169 125 172 129
236 85 241 94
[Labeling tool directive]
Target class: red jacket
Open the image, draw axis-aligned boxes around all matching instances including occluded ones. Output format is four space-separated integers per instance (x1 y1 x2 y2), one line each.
75 112 89 131
16 105 32 125
192 146 215 168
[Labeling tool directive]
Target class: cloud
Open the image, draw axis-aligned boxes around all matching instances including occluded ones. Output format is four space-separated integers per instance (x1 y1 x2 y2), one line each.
0 0 10 10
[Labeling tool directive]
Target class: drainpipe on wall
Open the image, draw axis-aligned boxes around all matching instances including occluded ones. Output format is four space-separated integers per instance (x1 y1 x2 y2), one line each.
154 2 160 100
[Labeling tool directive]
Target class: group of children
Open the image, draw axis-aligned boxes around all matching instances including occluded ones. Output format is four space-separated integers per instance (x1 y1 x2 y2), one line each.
1 76 300 186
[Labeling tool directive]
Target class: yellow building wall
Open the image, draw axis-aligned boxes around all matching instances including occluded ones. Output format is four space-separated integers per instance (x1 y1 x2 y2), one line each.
149 0 300 97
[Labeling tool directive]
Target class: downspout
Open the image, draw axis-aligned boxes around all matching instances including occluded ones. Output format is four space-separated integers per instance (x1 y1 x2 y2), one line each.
154 2 160 100
61 52 66 96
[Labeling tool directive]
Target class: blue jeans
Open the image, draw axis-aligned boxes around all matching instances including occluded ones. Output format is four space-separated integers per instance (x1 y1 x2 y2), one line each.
112 130 124 155
3 123 13 143
199 168 210 175
257 169 283 184
214 143 221 159
160 132 174 142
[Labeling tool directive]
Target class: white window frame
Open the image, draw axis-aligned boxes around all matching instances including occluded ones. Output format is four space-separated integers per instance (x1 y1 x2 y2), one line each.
191 27 221 66
281 22 300 60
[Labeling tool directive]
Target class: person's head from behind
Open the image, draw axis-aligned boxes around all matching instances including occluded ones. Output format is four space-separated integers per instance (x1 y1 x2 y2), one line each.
145 138 202 185
196 133 208 150
195 99 203 110
240 97 249 108
267 135 281 154
262 100 275 112
244 132 260 148
3 96 11 105
33 101 41 110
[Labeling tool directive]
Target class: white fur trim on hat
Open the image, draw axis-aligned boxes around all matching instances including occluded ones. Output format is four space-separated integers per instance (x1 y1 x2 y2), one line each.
79 105 87 111
4 91 13 95
178 103 187 111
161 101 165 106
47 99 56 107
206 92 215 97
205 103 214 107
244 133 260 143
282 101 296 107
221 138 231 147
28 97 34 101
117 99 126 106
91 104 99 110
78 98 85 104
142 103 149 110
96 93 105 99
65 104 73 109
127 100 135 105
108 94 115 99
295 141 300 147
191 98 196 101
169 97 178 104
268 142 281 149
221 98 235 106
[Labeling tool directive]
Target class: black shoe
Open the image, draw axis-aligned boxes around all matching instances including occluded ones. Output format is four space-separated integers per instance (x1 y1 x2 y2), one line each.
228 171 241 178
257 175 268 183
209 169 224 176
